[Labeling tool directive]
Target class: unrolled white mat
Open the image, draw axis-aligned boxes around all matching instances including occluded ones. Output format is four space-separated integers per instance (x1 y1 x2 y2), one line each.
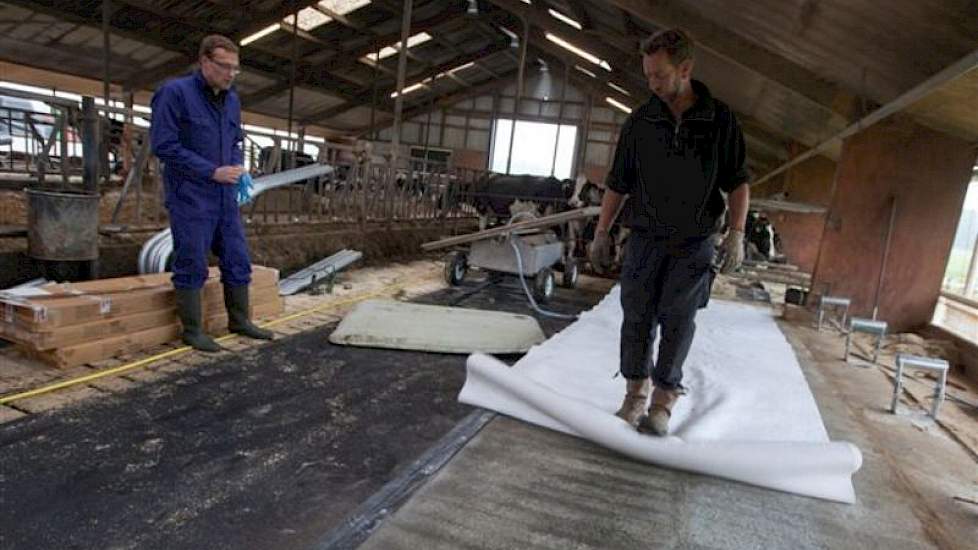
459 287 863 503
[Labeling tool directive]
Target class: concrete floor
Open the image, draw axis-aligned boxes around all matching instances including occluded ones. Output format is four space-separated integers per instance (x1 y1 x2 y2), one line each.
357 302 978 550
0 261 608 549
2 264 976 549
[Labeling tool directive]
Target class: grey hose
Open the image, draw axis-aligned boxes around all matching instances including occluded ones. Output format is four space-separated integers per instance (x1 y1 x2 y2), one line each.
505 211 578 320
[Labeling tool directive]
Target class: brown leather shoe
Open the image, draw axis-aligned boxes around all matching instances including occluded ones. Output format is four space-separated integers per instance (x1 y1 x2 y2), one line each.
638 387 681 436
615 378 651 426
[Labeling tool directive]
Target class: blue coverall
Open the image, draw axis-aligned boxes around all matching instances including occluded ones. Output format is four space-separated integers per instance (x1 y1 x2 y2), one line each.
150 70 251 290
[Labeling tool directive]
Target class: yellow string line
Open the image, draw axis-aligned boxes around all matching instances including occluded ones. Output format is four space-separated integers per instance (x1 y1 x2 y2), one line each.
0 282 409 406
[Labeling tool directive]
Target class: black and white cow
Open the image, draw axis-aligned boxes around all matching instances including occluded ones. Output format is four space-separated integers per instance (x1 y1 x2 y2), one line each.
394 170 427 199
745 210 780 261
569 178 632 270
454 172 600 230
463 173 569 229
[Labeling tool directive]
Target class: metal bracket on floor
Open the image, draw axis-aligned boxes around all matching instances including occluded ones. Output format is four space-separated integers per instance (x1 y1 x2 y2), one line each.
278 249 363 296
311 410 496 550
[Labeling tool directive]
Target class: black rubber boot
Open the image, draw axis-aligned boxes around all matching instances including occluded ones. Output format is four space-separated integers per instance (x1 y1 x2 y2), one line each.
224 285 274 340
174 288 222 352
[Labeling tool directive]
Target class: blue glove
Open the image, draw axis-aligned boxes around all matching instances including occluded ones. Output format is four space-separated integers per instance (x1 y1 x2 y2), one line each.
236 172 254 205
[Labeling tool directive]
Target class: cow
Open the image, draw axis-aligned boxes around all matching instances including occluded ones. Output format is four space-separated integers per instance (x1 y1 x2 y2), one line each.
454 172 603 230
745 210 781 262
394 170 427 199
461 173 569 230
568 177 631 271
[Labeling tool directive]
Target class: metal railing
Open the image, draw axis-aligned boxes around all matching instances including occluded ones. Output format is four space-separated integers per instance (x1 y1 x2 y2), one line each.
0 101 79 187
238 141 487 227
0 86 493 232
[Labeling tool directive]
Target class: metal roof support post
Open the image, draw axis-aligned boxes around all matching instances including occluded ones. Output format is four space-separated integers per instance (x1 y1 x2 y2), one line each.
81 96 100 195
577 94 591 176
390 0 414 177
102 0 111 108
505 15 528 175
287 6 299 170
369 46 381 141
550 62 569 177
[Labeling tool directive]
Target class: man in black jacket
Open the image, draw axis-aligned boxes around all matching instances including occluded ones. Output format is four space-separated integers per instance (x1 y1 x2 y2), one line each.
590 29 750 436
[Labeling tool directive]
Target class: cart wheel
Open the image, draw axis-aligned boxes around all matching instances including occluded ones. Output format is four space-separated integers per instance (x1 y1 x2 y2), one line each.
445 251 467 286
561 259 579 289
533 268 556 303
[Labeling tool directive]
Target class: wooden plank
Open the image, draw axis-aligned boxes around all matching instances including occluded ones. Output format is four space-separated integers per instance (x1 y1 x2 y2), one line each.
1 267 279 330
420 207 600 251
4 284 278 350
732 270 812 288
35 266 278 295
7 308 178 351
32 297 284 369
2 286 172 331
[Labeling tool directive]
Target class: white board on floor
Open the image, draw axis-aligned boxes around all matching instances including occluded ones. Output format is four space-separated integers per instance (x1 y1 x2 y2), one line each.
459 287 863 503
329 299 547 354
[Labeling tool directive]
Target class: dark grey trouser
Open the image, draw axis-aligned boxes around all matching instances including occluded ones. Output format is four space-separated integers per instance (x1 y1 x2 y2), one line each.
619 231 716 389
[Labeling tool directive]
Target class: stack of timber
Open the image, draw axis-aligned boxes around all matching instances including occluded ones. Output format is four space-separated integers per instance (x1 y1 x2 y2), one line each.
734 261 812 288
0 267 282 368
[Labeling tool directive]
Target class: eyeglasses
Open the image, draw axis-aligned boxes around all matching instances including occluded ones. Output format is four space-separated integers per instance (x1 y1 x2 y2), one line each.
207 55 241 76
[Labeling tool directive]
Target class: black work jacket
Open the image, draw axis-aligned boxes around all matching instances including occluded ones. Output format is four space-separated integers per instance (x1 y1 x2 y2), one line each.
606 80 749 240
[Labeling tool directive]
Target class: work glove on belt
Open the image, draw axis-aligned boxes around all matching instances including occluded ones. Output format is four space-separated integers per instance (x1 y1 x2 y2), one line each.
589 230 613 274
719 229 745 274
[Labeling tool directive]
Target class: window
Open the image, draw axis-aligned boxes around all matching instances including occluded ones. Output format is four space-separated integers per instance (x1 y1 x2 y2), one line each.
282 0 372 32
489 118 577 179
410 146 451 171
942 177 978 298
362 32 433 64
934 173 978 343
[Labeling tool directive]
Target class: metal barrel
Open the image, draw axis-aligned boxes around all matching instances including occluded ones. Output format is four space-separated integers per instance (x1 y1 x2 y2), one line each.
25 188 100 261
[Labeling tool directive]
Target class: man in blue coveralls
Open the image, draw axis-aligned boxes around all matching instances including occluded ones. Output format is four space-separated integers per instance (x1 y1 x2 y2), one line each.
151 35 273 352
590 29 750 436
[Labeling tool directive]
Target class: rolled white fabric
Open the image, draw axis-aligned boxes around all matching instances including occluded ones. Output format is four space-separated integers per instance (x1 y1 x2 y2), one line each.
458 288 863 503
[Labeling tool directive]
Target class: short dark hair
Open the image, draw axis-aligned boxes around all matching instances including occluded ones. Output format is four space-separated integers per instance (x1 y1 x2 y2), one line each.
199 34 239 58
640 28 694 65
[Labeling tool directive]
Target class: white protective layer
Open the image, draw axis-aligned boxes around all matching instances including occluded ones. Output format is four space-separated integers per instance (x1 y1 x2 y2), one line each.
459 287 863 503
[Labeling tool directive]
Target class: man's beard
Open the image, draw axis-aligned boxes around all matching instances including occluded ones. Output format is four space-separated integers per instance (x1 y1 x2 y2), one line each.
654 82 680 104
